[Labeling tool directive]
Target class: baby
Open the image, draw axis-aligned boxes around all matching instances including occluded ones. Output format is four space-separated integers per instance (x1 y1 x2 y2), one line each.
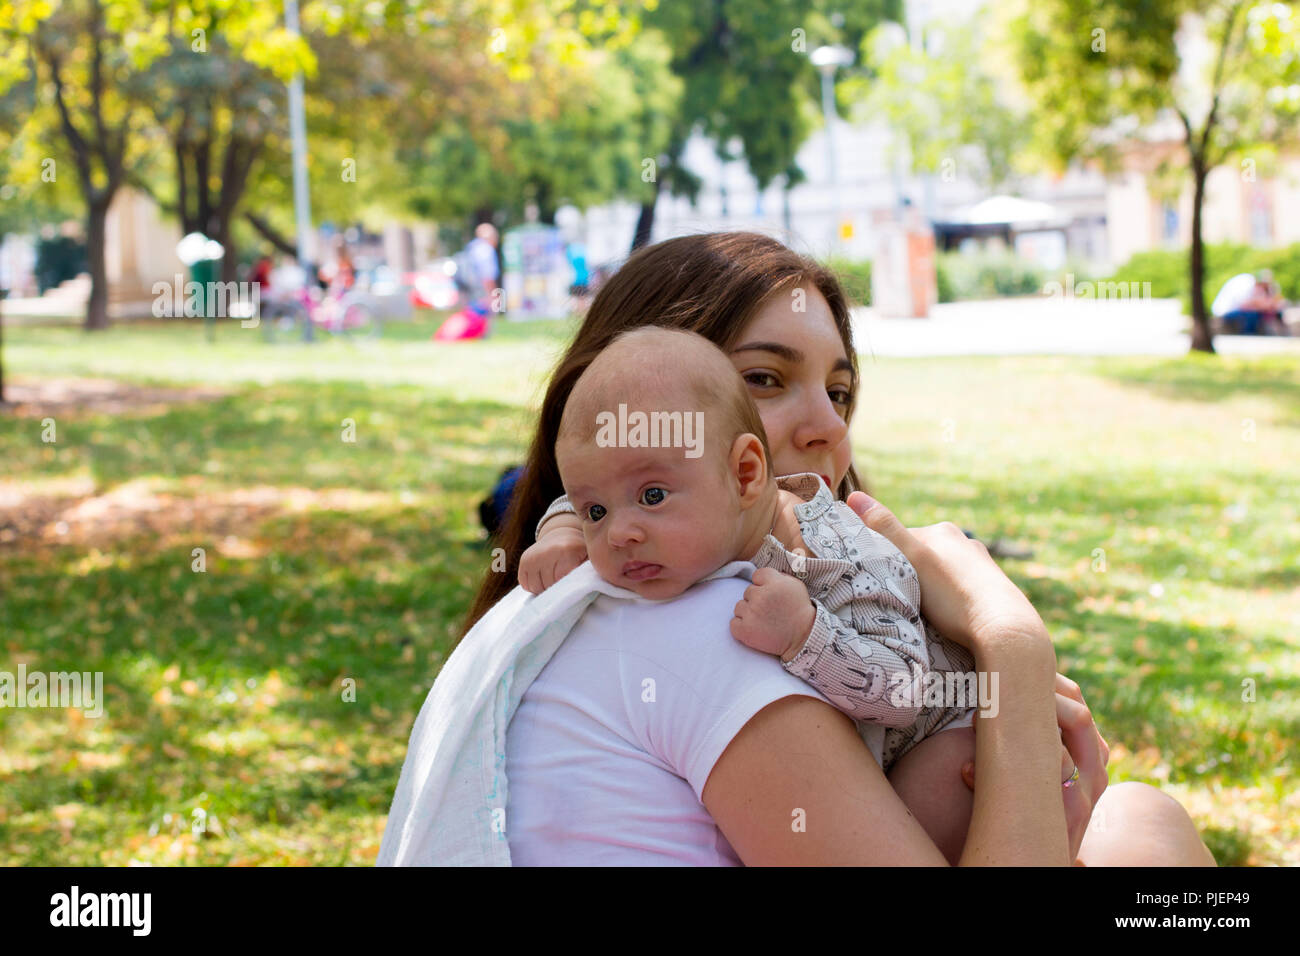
544 326 986 861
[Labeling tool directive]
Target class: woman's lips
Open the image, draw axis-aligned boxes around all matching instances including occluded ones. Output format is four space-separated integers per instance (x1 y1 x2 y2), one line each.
622 561 662 581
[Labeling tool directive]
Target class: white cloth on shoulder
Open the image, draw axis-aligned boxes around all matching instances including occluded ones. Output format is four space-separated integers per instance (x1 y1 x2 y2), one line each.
377 559 757 866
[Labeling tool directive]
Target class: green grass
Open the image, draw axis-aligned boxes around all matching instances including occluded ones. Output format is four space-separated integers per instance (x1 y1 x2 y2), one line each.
1 316 1297 865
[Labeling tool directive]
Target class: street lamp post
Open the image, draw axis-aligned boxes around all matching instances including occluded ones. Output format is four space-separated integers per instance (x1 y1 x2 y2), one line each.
285 0 314 342
809 45 855 251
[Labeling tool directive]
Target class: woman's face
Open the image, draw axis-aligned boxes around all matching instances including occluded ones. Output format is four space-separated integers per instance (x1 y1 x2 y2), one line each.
727 284 855 491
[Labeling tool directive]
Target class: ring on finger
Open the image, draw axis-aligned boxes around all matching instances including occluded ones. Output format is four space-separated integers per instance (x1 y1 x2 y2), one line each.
1062 765 1080 789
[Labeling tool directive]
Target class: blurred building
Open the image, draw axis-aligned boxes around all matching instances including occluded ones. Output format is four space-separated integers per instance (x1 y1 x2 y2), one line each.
573 119 1114 272
572 112 1300 277
1107 128 1300 264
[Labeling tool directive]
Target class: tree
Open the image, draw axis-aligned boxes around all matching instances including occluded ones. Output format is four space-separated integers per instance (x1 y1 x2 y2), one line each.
1 0 169 329
1011 0 1300 353
399 37 678 229
847 12 1032 193
133 7 313 284
4 1 577 313
1 57 87 399
352 4 663 246
629 0 902 251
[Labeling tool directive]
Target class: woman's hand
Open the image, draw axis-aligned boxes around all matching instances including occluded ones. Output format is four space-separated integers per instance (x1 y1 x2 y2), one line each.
1052 673 1110 862
518 527 588 594
958 678 1110 863
845 492 1048 650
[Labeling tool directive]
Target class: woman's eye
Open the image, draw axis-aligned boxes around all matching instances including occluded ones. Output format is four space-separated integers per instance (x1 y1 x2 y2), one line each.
586 504 606 522
829 387 852 408
743 371 780 389
640 488 666 506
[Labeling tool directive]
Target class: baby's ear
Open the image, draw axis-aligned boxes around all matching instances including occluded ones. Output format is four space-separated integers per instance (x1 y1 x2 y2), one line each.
730 433 769 506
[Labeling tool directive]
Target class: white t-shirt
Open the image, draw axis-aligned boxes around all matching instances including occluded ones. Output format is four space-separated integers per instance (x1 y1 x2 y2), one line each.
504 574 886 865
1212 273 1258 316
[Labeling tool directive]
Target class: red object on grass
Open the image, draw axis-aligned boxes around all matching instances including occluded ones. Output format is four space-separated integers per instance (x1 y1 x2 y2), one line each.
433 307 489 341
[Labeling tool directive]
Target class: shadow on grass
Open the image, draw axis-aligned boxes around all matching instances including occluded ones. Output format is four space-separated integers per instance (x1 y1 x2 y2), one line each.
870 450 1298 592
1093 355 1300 428
1 380 533 495
1021 574 1298 788
0 498 492 863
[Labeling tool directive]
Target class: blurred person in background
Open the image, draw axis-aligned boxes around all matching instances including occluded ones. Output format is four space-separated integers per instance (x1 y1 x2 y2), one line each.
319 237 356 293
1212 269 1287 335
434 223 499 341
466 222 500 313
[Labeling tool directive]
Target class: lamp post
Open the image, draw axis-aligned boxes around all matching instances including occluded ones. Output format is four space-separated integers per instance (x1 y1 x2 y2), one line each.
285 0 315 341
809 45 854 250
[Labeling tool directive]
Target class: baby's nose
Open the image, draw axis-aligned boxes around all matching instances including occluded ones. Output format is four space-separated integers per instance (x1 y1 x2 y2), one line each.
607 515 644 547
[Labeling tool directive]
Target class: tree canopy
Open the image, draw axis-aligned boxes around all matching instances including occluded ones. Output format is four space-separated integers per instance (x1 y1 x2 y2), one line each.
1011 0 1300 352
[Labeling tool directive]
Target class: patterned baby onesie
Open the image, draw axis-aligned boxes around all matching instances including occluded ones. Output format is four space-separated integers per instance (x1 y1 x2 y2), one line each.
537 476 977 771
753 474 977 771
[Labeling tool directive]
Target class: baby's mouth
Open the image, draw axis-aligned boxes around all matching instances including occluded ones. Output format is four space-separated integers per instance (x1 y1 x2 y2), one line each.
622 561 662 581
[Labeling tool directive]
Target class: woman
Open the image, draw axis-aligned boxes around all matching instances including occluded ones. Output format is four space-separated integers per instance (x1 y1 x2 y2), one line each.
464 232 1214 865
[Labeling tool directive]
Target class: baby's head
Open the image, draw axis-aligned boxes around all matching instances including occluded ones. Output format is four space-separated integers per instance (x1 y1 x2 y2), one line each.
556 327 778 599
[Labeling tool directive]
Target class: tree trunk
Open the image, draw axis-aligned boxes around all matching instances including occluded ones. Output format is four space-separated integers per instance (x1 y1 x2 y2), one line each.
85 199 111 331
1188 163 1215 354
534 182 556 225
0 277 6 405
631 175 662 252
218 218 238 285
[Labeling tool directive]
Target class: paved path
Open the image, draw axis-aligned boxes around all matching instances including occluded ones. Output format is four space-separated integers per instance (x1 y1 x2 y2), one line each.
852 297 1300 358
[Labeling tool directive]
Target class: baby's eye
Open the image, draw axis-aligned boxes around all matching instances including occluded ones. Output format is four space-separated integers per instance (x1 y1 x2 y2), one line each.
586 504 607 522
640 487 667 506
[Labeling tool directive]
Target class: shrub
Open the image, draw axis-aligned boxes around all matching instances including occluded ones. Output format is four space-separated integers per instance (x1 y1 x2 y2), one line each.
1108 242 1300 315
935 249 1047 302
825 256 872 306
34 235 88 294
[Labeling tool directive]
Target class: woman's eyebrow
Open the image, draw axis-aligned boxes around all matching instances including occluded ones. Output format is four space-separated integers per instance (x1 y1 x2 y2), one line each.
731 341 802 362
732 341 854 376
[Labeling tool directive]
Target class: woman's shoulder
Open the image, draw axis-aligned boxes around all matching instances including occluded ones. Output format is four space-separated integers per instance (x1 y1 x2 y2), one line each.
571 574 837 801
604 575 750 642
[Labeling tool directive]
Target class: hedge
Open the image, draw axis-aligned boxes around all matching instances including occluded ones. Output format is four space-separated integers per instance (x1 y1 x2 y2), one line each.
1109 242 1300 316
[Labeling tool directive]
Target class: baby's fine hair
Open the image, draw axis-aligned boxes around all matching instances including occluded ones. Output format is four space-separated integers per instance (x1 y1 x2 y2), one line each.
558 326 773 473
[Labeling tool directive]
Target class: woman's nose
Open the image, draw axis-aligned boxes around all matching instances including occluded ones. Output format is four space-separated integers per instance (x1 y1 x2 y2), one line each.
796 394 849 449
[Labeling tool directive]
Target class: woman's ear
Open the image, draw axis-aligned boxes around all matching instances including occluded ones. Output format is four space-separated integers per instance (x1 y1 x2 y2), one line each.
729 433 770 508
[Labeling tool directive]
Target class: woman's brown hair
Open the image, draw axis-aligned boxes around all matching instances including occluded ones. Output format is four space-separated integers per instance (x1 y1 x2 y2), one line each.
461 231 863 638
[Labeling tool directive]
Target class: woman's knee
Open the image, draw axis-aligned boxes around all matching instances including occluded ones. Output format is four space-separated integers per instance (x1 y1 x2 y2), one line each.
1079 782 1216 867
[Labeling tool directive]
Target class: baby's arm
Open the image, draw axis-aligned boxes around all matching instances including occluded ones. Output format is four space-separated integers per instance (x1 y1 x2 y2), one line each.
732 571 930 727
781 589 929 727
518 494 589 594
734 496 931 727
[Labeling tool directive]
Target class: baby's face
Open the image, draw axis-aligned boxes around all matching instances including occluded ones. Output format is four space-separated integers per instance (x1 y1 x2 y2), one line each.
557 437 741 600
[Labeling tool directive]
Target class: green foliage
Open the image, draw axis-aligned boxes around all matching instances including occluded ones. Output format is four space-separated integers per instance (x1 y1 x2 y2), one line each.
935 250 1046 302
33 234 86 293
847 9 1032 191
825 256 871 306
403 37 680 222
1109 242 1300 315
636 0 899 210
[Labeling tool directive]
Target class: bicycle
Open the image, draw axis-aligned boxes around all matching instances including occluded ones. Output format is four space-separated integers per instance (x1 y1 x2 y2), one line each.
260 284 381 344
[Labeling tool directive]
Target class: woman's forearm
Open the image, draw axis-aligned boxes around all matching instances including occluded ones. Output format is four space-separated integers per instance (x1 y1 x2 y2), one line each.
958 630 1070 866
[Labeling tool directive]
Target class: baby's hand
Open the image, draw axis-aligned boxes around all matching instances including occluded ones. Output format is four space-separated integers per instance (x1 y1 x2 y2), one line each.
730 567 816 660
519 527 588 594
